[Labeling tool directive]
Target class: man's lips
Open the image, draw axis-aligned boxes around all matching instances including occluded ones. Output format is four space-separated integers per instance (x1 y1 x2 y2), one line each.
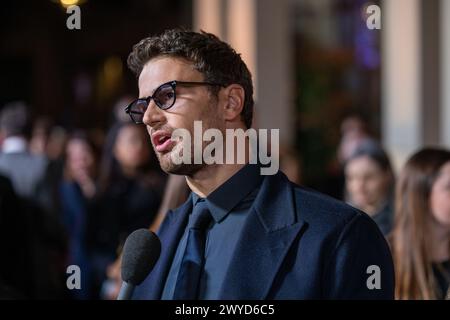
152 131 175 153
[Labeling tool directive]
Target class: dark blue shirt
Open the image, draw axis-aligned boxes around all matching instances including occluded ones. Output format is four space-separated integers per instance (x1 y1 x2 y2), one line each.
161 164 263 299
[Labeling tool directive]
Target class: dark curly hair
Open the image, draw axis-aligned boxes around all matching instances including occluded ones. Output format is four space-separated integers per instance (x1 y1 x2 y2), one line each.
127 29 254 128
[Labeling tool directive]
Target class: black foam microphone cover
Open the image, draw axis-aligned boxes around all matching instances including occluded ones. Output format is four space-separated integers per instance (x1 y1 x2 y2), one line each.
121 228 161 286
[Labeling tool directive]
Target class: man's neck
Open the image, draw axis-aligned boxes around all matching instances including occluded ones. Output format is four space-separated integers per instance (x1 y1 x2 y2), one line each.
186 123 253 197
186 163 246 198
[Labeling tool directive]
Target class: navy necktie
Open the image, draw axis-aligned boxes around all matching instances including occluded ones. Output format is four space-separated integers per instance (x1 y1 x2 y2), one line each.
173 199 212 300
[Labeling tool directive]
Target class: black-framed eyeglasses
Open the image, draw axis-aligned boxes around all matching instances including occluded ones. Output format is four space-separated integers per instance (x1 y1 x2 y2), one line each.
125 80 224 124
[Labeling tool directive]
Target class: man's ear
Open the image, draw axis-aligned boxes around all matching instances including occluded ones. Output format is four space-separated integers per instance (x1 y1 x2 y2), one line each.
221 84 245 123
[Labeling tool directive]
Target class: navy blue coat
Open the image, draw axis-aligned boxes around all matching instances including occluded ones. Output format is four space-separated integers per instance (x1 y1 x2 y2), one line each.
133 171 395 299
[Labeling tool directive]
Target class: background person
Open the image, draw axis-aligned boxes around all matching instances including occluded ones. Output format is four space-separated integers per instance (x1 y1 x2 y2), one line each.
390 148 450 299
87 122 165 298
344 142 395 235
102 173 189 300
0 102 48 200
59 131 99 299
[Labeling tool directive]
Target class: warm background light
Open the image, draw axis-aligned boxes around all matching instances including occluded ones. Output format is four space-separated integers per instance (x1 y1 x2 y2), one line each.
61 0 79 6
55 0 86 9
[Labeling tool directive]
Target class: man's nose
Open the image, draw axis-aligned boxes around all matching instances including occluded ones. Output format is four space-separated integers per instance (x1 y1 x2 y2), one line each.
143 99 166 128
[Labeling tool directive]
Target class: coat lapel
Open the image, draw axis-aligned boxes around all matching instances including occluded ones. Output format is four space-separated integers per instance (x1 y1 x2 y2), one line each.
137 195 192 299
218 172 305 299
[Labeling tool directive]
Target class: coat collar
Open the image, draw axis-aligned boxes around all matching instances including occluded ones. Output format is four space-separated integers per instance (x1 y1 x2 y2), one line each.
217 171 305 299
136 171 305 300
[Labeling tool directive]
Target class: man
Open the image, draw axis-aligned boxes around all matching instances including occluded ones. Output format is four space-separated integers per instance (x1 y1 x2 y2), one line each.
0 102 48 199
126 29 394 299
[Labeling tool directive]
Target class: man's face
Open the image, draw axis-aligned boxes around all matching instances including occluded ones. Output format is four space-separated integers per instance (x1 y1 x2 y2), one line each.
138 56 224 175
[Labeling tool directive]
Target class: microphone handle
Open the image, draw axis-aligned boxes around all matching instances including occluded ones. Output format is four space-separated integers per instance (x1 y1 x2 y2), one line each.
117 281 135 300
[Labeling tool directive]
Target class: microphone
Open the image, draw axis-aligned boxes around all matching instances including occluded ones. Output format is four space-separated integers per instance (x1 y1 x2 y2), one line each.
117 229 161 300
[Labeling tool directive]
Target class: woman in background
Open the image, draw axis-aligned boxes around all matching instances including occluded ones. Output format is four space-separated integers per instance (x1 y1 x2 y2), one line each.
391 148 450 299
102 173 189 300
344 142 395 235
60 131 98 299
87 122 165 299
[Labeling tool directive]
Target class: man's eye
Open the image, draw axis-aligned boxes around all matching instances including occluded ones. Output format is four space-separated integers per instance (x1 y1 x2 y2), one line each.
156 89 174 102
165 91 174 99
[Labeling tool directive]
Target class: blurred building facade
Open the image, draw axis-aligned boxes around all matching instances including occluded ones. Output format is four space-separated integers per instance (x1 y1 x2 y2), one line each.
193 0 450 175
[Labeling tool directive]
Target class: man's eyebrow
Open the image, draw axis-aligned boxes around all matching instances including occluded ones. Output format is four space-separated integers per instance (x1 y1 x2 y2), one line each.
139 82 161 99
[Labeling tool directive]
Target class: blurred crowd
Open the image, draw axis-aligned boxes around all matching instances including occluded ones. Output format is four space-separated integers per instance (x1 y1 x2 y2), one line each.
0 100 170 299
338 115 450 300
0 102 449 300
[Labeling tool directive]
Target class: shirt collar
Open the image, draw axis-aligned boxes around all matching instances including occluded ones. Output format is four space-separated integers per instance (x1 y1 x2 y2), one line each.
191 164 263 223
1 136 28 154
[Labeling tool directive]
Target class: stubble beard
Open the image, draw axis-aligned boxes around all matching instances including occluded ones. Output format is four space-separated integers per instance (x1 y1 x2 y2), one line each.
153 100 223 177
